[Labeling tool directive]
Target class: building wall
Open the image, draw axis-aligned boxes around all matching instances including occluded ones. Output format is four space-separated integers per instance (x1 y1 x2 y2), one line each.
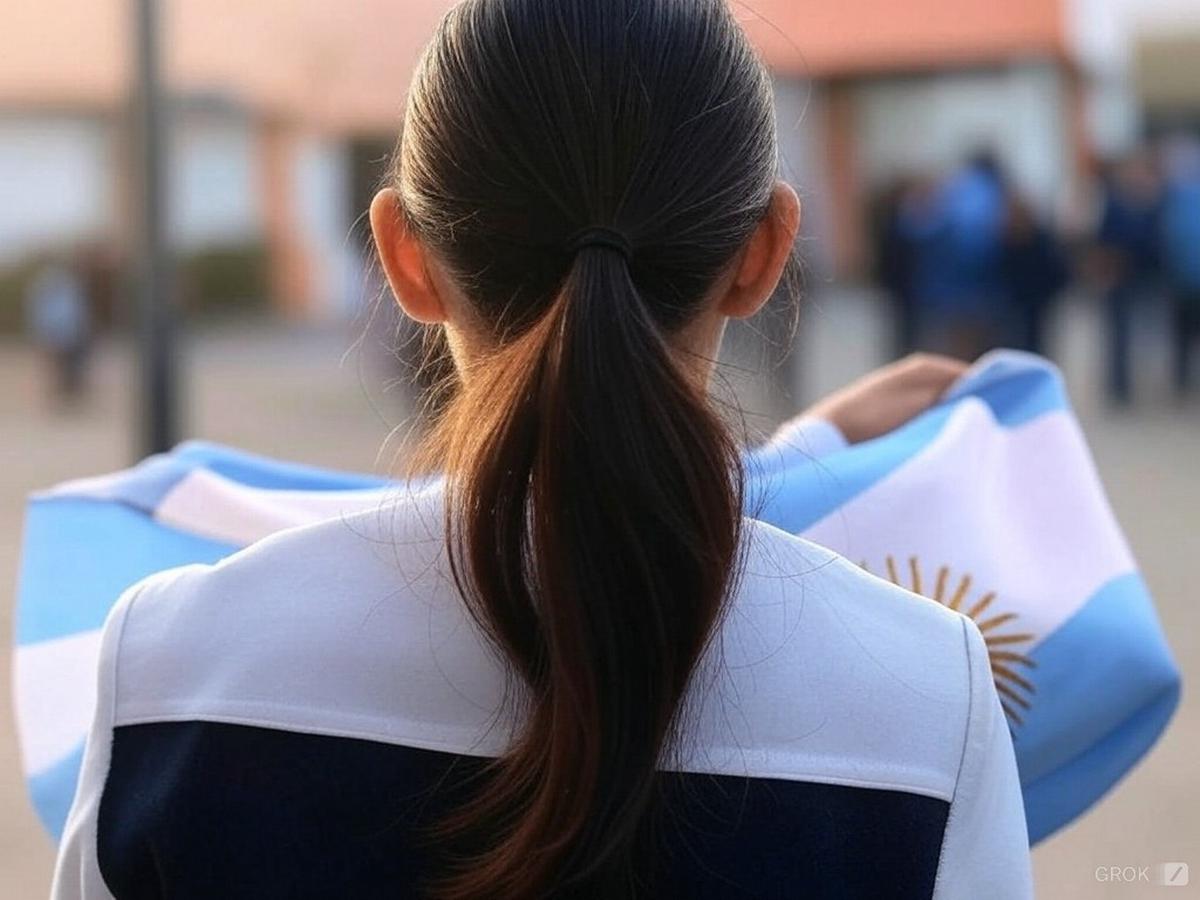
291 135 357 319
0 107 364 319
0 110 268 261
778 60 1075 276
0 115 115 265
773 78 836 277
745 0 1065 76
170 110 261 250
1067 0 1200 153
0 0 1086 315
1069 0 1200 70
855 62 1071 209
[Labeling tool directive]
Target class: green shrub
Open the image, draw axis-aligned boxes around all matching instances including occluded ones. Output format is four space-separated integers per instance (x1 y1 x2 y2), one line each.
178 243 269 317
0 241 270 335
0 259 40 334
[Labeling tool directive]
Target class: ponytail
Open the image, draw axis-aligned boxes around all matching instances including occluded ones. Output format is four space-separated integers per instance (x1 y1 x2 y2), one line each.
394 0 780 895
421 246 742 898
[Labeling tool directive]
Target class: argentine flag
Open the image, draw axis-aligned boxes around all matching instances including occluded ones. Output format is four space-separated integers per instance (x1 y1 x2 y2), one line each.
14 351 1180 846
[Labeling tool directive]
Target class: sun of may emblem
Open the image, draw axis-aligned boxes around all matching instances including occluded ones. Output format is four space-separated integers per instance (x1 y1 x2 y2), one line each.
863 555 1036 727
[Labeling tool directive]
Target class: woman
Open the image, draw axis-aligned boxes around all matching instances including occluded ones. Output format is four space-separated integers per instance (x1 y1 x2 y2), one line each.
52 1 1031 897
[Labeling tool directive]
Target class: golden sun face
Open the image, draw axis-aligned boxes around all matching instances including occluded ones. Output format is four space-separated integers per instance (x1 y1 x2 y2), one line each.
864 555 1036 727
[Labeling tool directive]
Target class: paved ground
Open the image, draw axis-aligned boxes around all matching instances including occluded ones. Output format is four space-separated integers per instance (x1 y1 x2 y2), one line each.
1 290 1196 896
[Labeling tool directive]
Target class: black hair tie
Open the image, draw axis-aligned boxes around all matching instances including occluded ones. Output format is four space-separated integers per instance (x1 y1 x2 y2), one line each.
567 227 633 263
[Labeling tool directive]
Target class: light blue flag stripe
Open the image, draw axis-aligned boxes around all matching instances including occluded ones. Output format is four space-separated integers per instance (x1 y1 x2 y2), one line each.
1023 674 1180 842
18 443 388 646
1018 573 1181 842
17 502 239 645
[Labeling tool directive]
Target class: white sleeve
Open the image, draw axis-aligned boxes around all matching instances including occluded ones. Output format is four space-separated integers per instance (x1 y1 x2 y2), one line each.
49 580 145 900
761 416 848 461
933 618 1034 900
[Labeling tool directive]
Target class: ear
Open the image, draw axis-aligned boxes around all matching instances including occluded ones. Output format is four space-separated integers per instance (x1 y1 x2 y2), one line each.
717 182 801 319
369 188 448 325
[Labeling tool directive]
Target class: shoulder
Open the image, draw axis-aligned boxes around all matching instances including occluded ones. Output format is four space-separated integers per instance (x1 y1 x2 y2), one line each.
104 482 510 756
689 518 980 803
115 483 445 651
737 517 974 675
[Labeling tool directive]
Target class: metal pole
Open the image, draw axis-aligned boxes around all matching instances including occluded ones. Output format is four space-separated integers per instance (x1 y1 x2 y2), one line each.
132 0 178 455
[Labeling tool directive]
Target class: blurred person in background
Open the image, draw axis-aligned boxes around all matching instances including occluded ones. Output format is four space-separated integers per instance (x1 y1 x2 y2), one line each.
938 149 1009 357
23 254 93 408
1000 190 1069 357
900 152 1008 361
870 175 921 358
1160 134 1200 399
897 175 955 349
1093 150 1162 406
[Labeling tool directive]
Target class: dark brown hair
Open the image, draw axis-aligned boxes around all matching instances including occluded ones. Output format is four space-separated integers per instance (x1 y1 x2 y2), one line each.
392 0 779 896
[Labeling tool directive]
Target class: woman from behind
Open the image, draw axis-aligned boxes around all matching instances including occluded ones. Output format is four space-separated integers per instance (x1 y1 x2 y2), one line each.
52 1 1032 897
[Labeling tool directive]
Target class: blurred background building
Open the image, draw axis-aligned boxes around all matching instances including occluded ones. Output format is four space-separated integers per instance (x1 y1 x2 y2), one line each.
2 2 1199 896
3 0 1200 324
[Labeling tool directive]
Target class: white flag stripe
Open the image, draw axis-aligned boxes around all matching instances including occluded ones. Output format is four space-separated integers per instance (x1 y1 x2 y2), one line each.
15 629 103 776
36 469 149 502
155 469 389 547
801 399 1136 650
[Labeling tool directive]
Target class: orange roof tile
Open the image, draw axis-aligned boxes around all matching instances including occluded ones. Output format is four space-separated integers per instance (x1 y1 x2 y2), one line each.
0 0 1066 130
739 0 1065 75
